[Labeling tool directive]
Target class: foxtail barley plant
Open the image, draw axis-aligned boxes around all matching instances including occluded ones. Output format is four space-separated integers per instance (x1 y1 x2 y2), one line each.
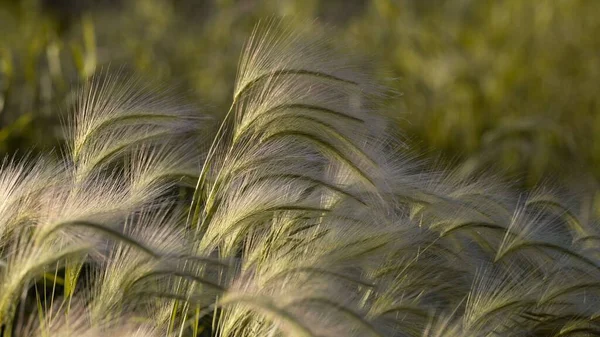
1 21 600 337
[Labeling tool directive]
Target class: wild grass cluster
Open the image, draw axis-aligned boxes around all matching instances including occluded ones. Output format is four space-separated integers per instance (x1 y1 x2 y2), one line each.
1 21 600 337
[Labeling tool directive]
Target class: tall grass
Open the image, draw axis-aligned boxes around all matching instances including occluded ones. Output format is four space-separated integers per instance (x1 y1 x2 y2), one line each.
1 21 600 337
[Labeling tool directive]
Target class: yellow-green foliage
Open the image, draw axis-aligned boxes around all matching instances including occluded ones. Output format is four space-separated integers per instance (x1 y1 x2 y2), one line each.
348 0 600 185
0 0 97 153
2 15 600 337
4 0 600 185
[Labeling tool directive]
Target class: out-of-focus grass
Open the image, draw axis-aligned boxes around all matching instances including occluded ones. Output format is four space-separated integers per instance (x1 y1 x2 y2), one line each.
2 0 600 187
348 0 600 186
0 0 97 153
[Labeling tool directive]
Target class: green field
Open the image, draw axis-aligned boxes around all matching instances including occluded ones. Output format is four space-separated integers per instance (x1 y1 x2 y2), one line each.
1 1 600 336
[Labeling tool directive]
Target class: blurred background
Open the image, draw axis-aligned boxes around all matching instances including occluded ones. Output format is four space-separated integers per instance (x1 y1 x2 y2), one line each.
1 0 599 190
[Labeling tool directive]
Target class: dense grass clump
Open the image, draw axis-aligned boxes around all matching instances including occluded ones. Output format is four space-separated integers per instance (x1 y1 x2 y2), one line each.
1 22 600 337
